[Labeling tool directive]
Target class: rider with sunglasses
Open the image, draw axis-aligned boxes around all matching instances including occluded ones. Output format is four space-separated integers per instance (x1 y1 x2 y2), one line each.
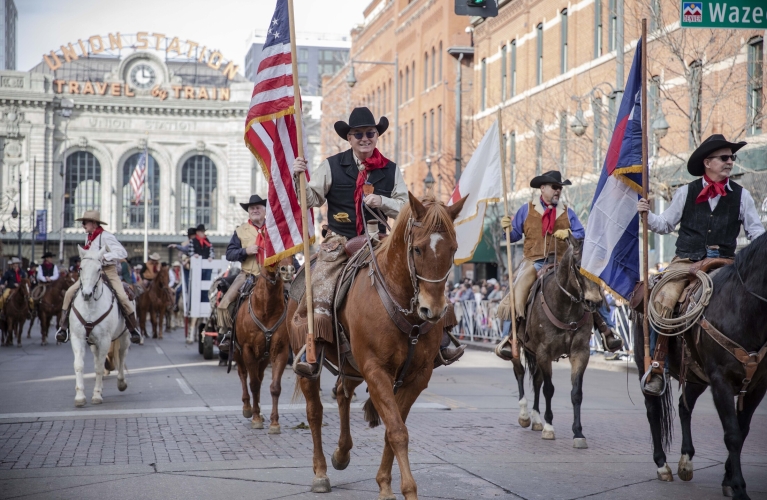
637 134 764 395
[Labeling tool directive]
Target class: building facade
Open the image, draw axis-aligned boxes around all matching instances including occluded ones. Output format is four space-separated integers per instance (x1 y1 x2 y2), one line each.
0 0 16 70
0 32 258 265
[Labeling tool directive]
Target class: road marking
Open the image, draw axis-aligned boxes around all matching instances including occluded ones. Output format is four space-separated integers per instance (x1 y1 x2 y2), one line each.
176 378 193 395
13 360 220 384
155 346 163 355
0 402 449 420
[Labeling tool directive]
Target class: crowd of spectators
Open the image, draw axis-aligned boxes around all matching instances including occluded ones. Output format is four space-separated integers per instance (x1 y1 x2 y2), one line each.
446 277 509 304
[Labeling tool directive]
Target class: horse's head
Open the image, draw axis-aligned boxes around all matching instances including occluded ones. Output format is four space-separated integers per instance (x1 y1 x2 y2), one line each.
403 192 467 323
78 245 107 301
277 257 295 282
566 236 602 311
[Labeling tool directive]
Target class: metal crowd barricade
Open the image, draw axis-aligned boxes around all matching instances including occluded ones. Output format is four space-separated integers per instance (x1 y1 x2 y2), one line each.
453 300 504 342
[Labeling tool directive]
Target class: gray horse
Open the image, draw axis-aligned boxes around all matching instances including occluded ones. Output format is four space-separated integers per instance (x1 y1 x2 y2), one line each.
510 236 603 448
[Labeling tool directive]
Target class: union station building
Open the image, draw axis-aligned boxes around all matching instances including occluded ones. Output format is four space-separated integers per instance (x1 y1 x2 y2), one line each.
0 32 265 265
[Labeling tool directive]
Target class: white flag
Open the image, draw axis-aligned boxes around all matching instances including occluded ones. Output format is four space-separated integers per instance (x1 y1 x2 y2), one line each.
448 120 503 264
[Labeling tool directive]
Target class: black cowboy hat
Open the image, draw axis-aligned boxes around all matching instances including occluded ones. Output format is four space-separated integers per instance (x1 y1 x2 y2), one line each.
530 170 572 189
42 251 55 259
687 134 747 176
187 227 197 237
196 224 206 232
240 194 267 211
334 107 389 140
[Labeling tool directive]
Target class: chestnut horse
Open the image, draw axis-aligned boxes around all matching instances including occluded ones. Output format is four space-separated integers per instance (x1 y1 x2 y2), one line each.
137 265 173 339
2 278 31 347
35 272 78 345
290 193 465 500
233 260 293 432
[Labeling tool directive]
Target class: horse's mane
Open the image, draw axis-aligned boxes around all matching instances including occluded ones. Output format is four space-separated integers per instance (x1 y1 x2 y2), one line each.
734 231 767 268
378 196 457 255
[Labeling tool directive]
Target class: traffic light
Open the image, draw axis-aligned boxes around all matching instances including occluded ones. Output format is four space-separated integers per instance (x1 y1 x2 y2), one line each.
455 0 498 17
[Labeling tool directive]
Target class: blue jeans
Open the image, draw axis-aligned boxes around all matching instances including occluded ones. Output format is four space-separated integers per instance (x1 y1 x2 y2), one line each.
597 302 615 329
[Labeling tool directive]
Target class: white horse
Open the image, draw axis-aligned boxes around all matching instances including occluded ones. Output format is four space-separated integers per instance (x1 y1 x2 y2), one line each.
69 245 130 407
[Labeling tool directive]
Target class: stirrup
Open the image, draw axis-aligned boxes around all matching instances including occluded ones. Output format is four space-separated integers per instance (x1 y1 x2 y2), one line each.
640 362 668 397
55 328 70 344
292 344 325 381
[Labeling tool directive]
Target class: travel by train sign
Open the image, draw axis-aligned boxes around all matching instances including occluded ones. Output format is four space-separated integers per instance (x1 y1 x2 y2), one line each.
681 1 766 28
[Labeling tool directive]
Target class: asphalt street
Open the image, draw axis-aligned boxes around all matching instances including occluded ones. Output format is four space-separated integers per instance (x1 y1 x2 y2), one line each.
0 322 765 500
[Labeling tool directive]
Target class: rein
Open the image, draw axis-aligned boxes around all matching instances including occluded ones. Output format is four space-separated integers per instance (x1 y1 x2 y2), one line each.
246 273 287 360
736 263 767 304
537 240 590 333
72 294 116 343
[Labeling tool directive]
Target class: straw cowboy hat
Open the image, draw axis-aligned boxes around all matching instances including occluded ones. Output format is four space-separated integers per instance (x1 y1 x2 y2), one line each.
687 134 747 176
172 261 181 267
75 210 108 225
148 252 161 261
530 170 572 189
334 107 389 140
239 194 267 211
9 257 21 265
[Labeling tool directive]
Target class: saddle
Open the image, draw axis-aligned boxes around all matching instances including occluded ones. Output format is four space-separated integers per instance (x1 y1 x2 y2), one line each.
30 285 47 302
123 283 136 302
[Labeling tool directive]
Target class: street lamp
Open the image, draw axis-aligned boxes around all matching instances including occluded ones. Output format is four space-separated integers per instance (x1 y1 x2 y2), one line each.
0 224 6 235
570 107 588 137
11 205 18 219
652 110 669 139
346 56 399 165
423 158 435 196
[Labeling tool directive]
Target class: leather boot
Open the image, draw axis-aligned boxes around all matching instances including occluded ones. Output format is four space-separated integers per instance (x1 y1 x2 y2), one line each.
643 372 665 396
593 312 623 352
295 344 321 378
123 313 142 344
435 329 465 367
55 308 70 343
218 328 231 353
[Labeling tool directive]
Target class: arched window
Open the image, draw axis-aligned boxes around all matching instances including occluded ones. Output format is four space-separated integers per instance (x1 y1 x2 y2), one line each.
122 152 160 229
180 155 217 230
64 151 101 228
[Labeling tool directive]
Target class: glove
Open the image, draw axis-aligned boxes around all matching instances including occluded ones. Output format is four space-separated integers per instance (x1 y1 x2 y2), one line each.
500 215 512 230
553 229 571 241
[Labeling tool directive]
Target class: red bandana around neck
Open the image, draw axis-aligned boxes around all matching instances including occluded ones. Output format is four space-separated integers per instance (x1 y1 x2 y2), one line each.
540 198 557 237
195 235 212 248
354 148 389 236
15 269 21 283
250 220 266 266
83 226 104 250
695 174 728 204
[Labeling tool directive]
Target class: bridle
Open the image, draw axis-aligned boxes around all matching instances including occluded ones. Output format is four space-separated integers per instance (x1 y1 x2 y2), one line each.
736 261 767 304
551 237 585 304
78 256 105 300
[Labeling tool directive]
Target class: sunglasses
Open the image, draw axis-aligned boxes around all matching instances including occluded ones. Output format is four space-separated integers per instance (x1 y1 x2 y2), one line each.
350 131 377 140
706 154 737 162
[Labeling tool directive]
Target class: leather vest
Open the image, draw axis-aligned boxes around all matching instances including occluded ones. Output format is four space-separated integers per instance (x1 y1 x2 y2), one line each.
522 202 571 262
235 222 262 275
676 178 743 260
325 149 396 239
41 262 55 277
143 263 160 280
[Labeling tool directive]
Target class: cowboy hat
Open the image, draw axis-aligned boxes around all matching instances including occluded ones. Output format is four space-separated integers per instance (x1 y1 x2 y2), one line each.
9 257 21 265
196 224 206 232
334 107 389 140
172 261 181 267
530 170 572 189
42 252 55 259
75 210 108 225
148 252 161 261
186 227 197 237
687 134 747 176
240 194 267 211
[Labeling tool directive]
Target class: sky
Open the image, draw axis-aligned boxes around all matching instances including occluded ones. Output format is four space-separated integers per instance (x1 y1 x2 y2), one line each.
17 0 363 73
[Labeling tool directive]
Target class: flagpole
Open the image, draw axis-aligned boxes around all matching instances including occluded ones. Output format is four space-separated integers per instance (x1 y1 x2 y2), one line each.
497 109 518 359
640 19 650 373
287 0 316 363
143 141 149 263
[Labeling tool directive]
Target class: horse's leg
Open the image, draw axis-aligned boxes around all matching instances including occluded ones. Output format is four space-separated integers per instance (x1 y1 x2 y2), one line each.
540 361 556 440
151 310 158 339
235 350 252 418
569 350 590 448
243 346 264 429
677 382 708 481
267 343 289 434
332 377 363 471
512 357 530 427
116 334 129 392
71 334 87 407
27 312 35 338
530 359 544 432
91 337 108 404
710 373 752 499
299 376 331 493
158 308 164 339
39 312 48 345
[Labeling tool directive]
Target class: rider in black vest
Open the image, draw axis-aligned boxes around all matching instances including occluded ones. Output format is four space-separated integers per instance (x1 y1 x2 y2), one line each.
637 134 765 395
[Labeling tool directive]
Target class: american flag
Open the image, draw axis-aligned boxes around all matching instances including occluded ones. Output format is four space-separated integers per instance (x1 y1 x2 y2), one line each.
129 148 148 205
244 0 314 267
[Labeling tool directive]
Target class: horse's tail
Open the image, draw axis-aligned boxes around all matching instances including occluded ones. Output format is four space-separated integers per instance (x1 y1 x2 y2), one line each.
363 397 381 428
291 376 304 403
658 385 674 452
523 348 537 387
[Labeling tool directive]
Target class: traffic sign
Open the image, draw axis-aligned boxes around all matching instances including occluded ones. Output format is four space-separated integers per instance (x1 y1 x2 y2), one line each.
680 1 766 29
455 0 498 18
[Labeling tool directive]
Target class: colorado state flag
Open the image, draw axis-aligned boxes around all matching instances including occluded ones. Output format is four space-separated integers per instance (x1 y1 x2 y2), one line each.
580 39 644 300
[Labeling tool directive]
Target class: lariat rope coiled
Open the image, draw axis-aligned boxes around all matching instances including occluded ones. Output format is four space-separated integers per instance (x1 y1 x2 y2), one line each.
648 270 713 336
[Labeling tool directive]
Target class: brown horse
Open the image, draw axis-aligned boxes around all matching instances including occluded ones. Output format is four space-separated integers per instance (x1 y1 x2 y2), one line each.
137 266 173 339
34 272 78 345
2 278 31 347
233 262 291 432
290 193 465 499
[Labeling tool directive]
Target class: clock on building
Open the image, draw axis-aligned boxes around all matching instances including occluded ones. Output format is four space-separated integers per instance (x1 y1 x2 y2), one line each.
129 63 157 89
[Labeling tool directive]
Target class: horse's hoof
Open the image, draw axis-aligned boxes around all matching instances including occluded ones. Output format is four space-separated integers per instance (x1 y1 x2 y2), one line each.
657 464 674 482
268 424 281 435
379 496 396 500
91 396 102 405
331 449 350 470
118 381 128 392
722 485 734 497
678 454 693 481
541 424 555 440
74 398 86 407
531 422 543 431
242 407 253 419
311 477 331 493
518 417 531 428
185 338 193 345
573 438 588 449
251 419 264 429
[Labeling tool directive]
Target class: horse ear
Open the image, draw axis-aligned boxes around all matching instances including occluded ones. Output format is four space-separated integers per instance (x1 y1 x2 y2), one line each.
408 191 427 220
78 246 85 258
446 194 469 222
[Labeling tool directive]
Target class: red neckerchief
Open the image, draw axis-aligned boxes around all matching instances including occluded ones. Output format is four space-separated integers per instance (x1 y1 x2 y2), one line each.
83 226 104 250
14 269 21 283
149 262 159 274
354 148 389 236
249 220 266 266
195 235 212 248
540 198 557 237
695 174 728 204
